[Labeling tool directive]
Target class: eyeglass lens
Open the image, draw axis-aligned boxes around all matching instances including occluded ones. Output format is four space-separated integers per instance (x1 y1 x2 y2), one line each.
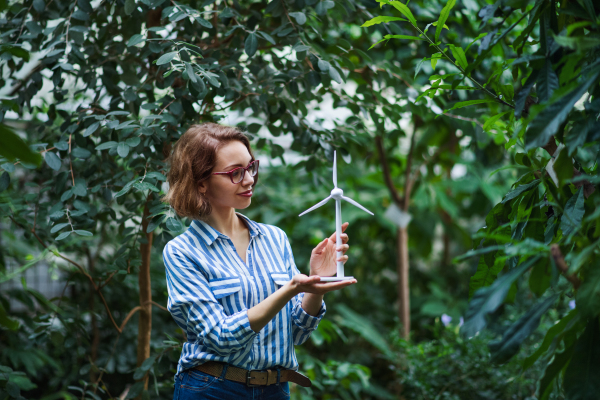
231 161 258 183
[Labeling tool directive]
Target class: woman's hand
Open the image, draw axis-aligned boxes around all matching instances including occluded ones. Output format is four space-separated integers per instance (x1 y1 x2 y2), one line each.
309 222 350 277
288 274 356 296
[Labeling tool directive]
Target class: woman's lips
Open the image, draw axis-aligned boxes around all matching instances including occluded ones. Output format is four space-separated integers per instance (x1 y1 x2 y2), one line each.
238 191 252 197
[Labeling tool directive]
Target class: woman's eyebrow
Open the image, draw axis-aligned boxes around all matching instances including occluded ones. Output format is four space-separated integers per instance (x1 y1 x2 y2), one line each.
223 160 253 169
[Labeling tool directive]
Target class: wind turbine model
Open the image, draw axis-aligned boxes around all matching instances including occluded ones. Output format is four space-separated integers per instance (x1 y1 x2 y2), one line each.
299 151 374 282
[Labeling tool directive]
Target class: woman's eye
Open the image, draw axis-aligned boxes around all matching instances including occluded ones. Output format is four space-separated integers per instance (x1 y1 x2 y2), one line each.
231 170 241 179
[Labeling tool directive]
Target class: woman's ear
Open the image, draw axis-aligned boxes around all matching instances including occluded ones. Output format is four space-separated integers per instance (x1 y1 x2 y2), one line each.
198 182 207 196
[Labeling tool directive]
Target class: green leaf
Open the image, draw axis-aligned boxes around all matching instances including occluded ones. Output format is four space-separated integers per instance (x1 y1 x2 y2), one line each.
156 51 177 65
449 44 467 69
379 0 416 25
315 0 335 15
361 15 406 27
95 141 118 150
469 257 504 298
50 223 69 233
124 0 136 15
185 62 197 83
117 142 130 157
0 124 43 165
72 147 91 159
56 231 71 240
483 110 511 131
436 0 456 43
44 152 62 171
328 66 343 84
83 122 99 137
522 309 579 371
74 230 93 236
127 34 144 47
0 171 9 192
444 99 495 112
560 187 585 237
554 147 573 186
537 60 559 103
336 304 393 358
414 57 426 79
133 355 158 380
166 217 183 231
529 257 551 297
489 294 558 364
461 255 541 338
317 59 330 71
0 302 19 330
576 267 600 319
289 12 306 25
431 52 442 70
134 181 160 192
538 341 576 399
245 33 258 57
514 69 539 119
563 317 600 400
194 16 212 29
125 136 141 147
525 68 600 150
257 31 276 45
384 34 424 41
501 179 540 204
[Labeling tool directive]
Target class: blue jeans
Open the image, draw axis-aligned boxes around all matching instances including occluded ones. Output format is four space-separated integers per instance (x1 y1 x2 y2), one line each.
173 367 291 400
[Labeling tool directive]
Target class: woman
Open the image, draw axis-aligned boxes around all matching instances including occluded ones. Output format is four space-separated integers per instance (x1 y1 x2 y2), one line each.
161 123 357 400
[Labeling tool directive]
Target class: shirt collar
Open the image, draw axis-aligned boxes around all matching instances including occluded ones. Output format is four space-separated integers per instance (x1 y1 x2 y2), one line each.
190 212 264 246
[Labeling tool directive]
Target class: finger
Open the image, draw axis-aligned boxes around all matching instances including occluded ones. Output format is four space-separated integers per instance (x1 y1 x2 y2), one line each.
309 279 357 291
328 222 349 242
312 238 328 255
295 275 322 286
336 255 349 263
341 233 349 244
336 244 349 254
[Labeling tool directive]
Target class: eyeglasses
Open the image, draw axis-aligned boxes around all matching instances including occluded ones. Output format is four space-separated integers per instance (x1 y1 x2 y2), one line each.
212 160 259 184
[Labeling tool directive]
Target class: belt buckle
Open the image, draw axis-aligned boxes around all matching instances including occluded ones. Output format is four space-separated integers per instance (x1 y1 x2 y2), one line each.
246 370 261 387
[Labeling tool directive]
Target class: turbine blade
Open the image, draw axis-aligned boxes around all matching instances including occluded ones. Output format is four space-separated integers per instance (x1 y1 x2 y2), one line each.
333 150 337 188
341 196 374 215
299 196 332 217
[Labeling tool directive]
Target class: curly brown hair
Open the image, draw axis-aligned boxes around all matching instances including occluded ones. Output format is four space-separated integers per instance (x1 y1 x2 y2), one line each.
161 122 256 221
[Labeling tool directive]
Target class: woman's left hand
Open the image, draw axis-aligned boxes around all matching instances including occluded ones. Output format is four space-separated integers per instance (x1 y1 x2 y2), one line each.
309 222 349 277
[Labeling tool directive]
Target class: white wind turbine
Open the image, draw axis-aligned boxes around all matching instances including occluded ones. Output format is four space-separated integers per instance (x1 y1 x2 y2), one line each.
299 151 374 282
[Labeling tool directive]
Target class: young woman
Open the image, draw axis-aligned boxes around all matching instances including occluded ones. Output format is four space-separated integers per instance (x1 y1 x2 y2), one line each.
161 123 357 400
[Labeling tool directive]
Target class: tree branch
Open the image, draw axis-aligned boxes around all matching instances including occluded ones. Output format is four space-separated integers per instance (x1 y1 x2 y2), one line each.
550 244 581 290
375 135 404 207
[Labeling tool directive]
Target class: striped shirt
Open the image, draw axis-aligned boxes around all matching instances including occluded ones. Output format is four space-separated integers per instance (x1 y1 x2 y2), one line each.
162 212 326 376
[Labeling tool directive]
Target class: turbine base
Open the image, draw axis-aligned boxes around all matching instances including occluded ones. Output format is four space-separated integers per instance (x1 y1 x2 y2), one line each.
318 276 355 282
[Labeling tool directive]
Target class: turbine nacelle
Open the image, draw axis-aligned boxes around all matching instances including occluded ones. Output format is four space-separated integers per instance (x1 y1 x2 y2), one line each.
330 188 343 199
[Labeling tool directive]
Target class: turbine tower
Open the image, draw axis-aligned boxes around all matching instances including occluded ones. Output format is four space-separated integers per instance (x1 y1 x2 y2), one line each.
299 151 374 281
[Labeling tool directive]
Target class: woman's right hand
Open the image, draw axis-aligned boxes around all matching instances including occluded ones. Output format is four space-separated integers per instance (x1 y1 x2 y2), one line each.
289 273 357 296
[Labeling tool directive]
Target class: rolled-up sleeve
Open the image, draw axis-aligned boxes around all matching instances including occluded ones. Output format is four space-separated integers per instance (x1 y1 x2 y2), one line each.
163 243 258 356
282 233 326 345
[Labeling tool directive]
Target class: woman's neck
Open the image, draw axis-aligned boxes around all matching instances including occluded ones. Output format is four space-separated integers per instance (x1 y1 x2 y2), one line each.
205 207 246 238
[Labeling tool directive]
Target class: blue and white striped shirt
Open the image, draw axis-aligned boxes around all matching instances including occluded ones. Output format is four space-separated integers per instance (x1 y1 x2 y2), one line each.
163 212 326 376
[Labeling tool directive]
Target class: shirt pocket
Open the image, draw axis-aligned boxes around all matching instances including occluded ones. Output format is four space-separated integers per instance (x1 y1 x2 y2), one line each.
208 276 244 313
269 271 290 288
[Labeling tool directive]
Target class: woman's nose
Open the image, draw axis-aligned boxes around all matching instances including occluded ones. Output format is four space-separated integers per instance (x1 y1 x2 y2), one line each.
242 169 254 186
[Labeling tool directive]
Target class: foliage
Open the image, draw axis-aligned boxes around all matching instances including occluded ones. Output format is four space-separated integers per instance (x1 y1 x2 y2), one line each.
364 0 600 398
0 0 576 399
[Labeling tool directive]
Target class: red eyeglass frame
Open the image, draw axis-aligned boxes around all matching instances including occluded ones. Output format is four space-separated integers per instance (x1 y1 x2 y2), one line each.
212 160 260 184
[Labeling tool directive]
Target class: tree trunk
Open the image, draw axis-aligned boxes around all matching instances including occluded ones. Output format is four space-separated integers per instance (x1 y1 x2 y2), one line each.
397 226 410 339
136 195 154 393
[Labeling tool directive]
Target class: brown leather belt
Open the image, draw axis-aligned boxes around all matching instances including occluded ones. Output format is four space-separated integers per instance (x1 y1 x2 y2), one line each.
193 361 312 387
